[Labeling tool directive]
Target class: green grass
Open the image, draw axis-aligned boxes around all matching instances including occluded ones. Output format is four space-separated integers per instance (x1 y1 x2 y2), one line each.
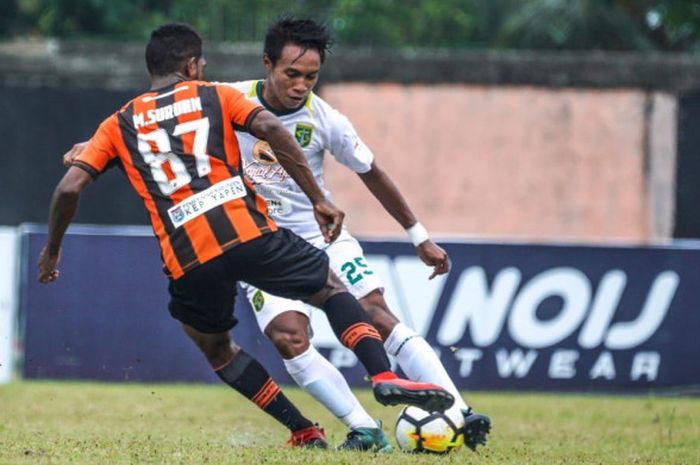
1 381 699 465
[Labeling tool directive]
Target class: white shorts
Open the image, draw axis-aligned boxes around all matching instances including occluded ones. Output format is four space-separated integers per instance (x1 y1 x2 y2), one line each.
240 229 384 332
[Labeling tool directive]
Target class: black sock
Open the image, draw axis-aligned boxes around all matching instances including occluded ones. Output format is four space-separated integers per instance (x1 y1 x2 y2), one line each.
216 350 313 432
322 292 391 376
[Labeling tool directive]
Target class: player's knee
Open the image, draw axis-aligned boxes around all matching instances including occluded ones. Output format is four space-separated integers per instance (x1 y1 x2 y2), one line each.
182 323 240 369
204 338 239 369
269 328 310 359
265 312 311 359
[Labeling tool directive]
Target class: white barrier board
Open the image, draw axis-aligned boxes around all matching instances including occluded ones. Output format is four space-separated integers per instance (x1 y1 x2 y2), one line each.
0 227 18 383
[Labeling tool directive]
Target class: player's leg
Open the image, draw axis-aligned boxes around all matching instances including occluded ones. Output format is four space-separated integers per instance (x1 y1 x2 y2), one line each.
246 286 377 429
179 323 325 447
322 233 464 404
306 260 453 412
243 284 392 451
167 254 326 448
239 228 454 412
360 291 491 450
362 290 467 410
325 234 490 449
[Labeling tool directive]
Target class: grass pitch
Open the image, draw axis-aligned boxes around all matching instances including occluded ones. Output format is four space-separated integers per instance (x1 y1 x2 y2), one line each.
1 381 698 465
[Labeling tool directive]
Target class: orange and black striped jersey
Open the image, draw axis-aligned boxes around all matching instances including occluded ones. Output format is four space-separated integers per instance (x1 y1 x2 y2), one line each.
75 80 277 279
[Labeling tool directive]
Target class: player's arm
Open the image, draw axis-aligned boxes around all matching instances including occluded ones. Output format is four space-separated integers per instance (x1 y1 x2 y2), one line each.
39 116 117 283
358 161 449 279
249 110 344 243
38 166 93 283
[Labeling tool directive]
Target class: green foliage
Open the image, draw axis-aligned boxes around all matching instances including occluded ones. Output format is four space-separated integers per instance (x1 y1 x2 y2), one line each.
647 0 700 51
1 0 699 51
497 0 656 50
330 0 482 48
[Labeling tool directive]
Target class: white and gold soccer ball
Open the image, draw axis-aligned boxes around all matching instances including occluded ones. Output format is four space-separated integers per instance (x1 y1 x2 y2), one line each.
394 406 465 454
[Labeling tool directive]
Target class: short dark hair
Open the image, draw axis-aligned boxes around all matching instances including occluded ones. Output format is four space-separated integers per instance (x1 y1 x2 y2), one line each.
145 23 202 76
264 17 332 65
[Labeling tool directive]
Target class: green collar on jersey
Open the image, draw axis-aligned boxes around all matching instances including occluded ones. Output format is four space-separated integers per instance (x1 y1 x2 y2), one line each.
256 80 312 116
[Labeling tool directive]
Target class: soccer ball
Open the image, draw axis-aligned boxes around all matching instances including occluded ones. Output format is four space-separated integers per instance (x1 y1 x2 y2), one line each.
394 406 465 454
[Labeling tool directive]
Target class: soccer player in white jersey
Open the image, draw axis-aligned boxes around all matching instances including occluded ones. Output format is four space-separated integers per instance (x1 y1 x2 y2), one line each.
229 17 490 452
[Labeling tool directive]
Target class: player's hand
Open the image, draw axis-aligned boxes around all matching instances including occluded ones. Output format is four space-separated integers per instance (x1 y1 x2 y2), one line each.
313 200 345 243
62 141 88 167
416 240 450 279
37 246 61 283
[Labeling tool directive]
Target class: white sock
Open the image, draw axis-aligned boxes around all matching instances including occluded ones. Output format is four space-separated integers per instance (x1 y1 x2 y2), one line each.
283 346 376 430
385 323 468 416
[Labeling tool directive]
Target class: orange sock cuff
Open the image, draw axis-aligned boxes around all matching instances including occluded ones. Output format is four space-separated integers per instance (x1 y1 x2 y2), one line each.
340 322 382 350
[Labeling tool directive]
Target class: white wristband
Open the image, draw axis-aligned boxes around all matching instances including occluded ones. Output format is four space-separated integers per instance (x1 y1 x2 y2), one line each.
406 222 430 246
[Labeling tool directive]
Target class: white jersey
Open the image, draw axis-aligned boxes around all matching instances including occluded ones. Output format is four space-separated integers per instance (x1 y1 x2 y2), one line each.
224 80 375 241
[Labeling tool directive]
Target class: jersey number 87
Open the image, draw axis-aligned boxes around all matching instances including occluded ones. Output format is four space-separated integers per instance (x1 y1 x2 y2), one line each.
137 117 212 195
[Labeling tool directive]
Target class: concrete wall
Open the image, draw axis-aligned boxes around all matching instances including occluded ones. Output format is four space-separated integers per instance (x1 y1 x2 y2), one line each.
4 41 699 91
322 84 677 243
0 40 693 241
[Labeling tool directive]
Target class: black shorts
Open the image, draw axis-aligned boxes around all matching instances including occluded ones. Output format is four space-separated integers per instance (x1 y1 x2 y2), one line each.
168 228 329 333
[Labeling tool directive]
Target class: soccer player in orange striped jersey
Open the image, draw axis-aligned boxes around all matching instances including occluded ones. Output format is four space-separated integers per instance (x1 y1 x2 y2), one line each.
38 23 454 447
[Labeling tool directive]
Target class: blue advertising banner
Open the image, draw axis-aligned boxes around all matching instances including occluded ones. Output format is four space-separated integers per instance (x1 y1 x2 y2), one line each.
19 225 700 392
20 225 299 385
360 240 700 392
20 225 218 383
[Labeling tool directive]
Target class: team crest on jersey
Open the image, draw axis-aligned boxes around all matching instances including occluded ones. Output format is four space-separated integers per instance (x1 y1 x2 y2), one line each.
170 206 185 224
252 290 265 312
252 140 278 165
294 123 313 148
